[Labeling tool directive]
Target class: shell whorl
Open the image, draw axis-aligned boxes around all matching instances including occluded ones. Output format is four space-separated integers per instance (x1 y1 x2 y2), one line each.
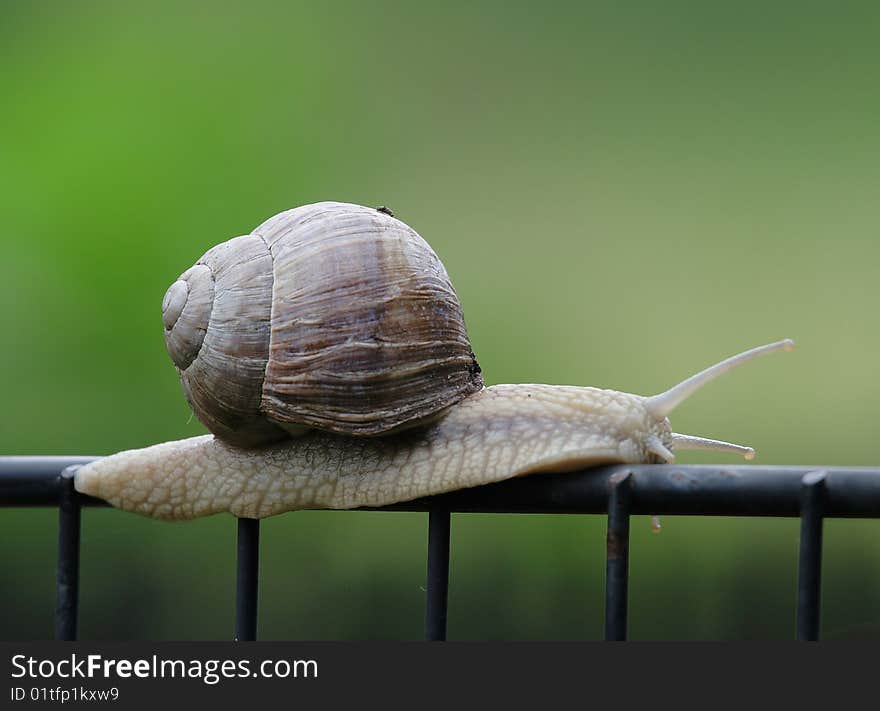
162 265 213 370
166 234 283 447
164 202 483 448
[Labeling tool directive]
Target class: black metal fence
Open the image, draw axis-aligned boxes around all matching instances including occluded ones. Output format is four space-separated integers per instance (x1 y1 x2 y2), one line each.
3 457 880 641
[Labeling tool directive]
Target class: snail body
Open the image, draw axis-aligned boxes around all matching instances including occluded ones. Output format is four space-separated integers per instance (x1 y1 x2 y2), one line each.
76 385 668 519
74 202 793 520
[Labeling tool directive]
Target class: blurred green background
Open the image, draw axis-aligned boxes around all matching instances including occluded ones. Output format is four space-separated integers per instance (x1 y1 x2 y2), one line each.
2 0 879 639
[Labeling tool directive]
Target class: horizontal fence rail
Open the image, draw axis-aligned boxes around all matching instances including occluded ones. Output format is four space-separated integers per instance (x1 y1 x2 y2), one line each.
5 459 880 516
3 457 880 641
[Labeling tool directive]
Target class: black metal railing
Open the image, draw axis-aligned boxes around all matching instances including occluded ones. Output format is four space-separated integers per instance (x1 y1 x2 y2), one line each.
3 457 880 641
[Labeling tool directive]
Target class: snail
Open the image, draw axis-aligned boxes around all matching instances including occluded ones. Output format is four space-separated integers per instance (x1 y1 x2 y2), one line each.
73 201 794 520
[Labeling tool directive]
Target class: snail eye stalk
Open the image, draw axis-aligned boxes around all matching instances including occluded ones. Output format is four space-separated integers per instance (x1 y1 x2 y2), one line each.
645 339 794 418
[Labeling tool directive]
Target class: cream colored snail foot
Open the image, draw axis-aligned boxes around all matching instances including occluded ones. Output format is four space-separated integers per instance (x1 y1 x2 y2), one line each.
75 338 794 521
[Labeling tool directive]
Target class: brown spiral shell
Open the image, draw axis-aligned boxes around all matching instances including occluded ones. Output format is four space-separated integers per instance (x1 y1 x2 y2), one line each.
161 201 483 447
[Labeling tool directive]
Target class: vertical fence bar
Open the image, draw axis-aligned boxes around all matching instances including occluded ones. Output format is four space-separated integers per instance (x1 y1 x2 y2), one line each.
55 467 82 641
425 509 451 641
605 471 633 641
235 518 260 641
797 471 826 641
